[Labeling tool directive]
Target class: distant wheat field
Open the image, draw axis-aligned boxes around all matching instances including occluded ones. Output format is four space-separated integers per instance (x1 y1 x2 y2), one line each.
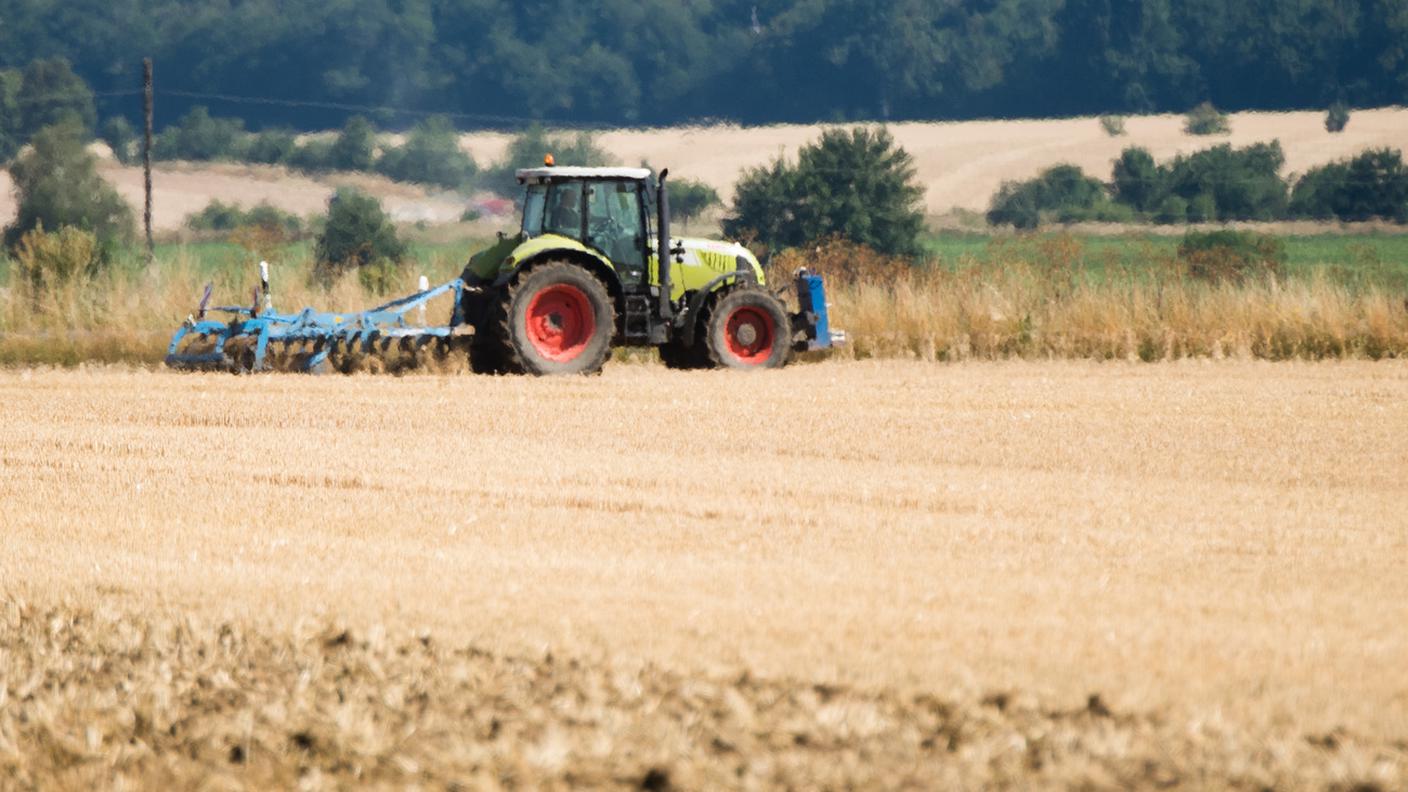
2 362 1406 787
3 108 1407 228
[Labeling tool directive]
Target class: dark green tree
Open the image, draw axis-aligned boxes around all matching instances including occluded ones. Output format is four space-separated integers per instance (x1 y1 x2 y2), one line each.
375 116 476 189
246 129 299 164
987 165 1125 229
669 179 721 227
17 58 95 138
1291 149 1408 223
1111 148 1164 213
328 115 377 172
3 121 134 254
313 188 406 285
724 127 925 256
99 116 136 164
154 106 246 161
480 124 609 198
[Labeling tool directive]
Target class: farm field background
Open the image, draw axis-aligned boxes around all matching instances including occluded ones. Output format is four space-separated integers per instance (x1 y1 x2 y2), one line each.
3 107 1408 228
2 361 1406 786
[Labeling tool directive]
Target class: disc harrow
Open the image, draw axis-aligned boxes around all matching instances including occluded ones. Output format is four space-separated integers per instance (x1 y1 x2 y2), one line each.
166 264 470 374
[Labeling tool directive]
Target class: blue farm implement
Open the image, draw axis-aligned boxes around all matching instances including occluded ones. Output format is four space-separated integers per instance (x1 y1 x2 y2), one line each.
166 264 469 374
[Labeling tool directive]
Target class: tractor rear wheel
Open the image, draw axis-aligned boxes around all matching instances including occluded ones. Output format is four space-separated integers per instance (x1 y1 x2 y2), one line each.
706 289 791 370
496 261 615 375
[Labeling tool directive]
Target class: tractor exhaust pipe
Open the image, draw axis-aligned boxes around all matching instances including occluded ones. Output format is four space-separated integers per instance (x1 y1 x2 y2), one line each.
656 168 673 320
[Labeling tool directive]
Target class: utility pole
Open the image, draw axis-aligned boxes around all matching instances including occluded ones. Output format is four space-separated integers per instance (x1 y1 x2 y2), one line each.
142 58 154 264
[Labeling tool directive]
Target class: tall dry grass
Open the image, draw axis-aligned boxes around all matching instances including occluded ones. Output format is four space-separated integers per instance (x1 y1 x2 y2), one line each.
777 237 1408 362
2 234 1405 366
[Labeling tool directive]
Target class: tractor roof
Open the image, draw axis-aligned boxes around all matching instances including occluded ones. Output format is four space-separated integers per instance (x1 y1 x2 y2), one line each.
516 166 652 182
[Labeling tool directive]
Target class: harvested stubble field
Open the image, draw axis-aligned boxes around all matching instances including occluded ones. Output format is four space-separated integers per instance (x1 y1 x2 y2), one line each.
2 362 1407 789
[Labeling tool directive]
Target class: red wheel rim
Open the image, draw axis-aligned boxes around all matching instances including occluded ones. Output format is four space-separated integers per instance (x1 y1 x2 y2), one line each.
723 306 776 365
525 284 596 362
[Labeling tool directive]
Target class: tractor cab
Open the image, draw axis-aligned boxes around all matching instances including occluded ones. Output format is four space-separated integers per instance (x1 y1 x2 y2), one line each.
517 167 652 288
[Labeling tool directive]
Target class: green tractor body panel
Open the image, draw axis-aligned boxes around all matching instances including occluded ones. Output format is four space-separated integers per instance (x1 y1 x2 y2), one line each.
649 238 766 301
471 232 765 303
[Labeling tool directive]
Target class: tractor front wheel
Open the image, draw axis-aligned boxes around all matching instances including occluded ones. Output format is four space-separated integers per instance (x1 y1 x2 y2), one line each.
706 289 791 369
497 261 615 375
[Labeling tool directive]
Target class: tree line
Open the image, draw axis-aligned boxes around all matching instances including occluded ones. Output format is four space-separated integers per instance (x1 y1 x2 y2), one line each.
0 0 1404 129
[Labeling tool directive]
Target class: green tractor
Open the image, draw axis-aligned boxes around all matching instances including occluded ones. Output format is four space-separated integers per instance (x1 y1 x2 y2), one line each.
457 165 842 375
164 165 841 376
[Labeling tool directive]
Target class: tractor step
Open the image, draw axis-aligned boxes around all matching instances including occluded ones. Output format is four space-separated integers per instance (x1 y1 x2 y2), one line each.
622 293 664 345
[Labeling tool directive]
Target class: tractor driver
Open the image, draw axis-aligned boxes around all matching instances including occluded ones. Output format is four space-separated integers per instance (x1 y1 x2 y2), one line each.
546 184 582 237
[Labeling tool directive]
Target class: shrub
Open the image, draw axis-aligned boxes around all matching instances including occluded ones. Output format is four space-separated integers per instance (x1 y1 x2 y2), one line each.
725 126 926 256
246 129 299 165
480 124 609 198
154 106 246 161
375 116 476 189
670 179 721 226
185 201 302 237
99 117 136 164
17 58 95 138
1099 115 1126 137
1290 148 1408 223
1153 195 1187 224
1178 230 1284 282
3 121 134 255
1184 102 1230 136
287 139 335 173
328 116 378 172
313 188 405 287
10 224 104 293
1163 142 1287 221
1187 193 1216 223
987 164 1124 229
1325 102 1350 133
1111 147 1163 213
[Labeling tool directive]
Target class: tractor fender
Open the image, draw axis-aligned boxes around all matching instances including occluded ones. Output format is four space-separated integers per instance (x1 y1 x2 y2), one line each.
494 243 626 320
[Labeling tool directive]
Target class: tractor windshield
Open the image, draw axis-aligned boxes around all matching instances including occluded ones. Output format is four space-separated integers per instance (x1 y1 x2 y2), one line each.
522 183 548 237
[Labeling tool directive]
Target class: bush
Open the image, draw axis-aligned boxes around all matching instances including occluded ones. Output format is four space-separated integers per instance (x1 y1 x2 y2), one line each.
313 188 405 287
1153 195 1187 225
99 117 136 164
1184 102 1230 136
3 121 134 255
1290 148 1408 223
1177 230 1284 282
287 138 335 173
10 224 104 293
670 179 721 226
1111 148 1163 213
480 124 609 198
1163 142 1287 221
17 58 95 139
154 106 246 161
246 129 298 165
1325 102 1350 133
185 200 302 237
987 164 1124 229
375 116 476 189
328 116 377 172
1187 193 1216 223
1099 115 1126 137
725 126 926 256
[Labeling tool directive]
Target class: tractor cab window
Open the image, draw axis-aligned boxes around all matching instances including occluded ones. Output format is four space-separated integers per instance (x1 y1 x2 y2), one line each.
543 183 584 239
586 181 646 285
522 183 548 237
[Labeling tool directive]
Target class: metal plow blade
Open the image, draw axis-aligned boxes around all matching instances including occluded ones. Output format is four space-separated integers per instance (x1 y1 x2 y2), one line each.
166 269 473 375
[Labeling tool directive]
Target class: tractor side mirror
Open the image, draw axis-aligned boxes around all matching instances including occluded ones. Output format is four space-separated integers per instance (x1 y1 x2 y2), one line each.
671 241 686 263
